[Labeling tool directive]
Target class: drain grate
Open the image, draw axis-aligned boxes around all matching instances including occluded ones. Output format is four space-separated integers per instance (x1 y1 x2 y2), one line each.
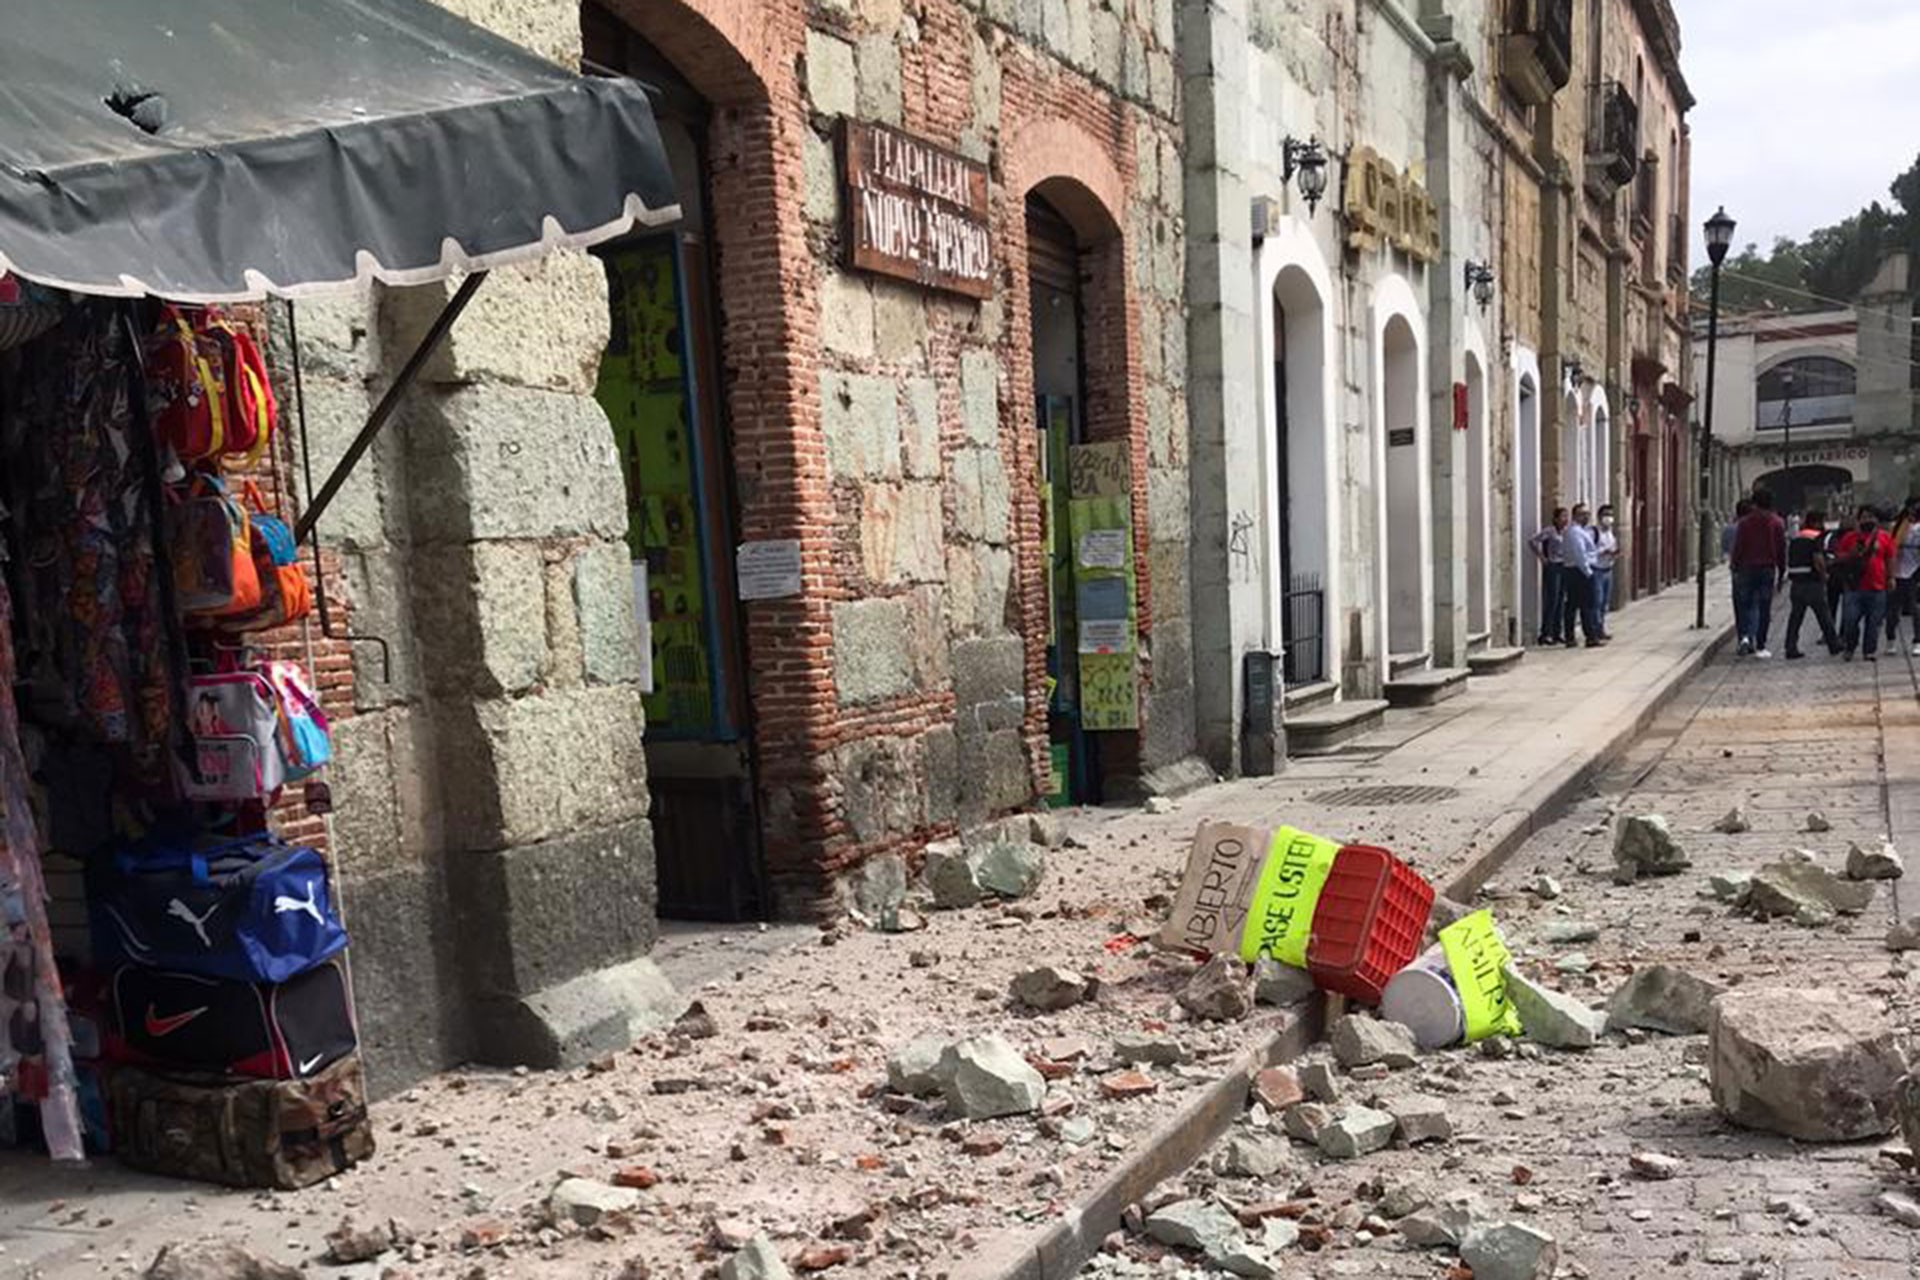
1308 784 1460 807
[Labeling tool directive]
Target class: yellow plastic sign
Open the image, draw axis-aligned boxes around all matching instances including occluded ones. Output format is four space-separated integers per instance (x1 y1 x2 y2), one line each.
1438 909 1521 1041
1237 826 1341 967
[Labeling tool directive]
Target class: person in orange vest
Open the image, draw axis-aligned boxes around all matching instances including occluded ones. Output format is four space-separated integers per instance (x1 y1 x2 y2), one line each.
1783 509 1840 659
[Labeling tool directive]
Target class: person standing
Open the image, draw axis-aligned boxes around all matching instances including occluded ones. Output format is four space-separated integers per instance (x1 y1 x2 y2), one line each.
1729 490 1787 658
1529 507 1569 646
1724 497 1754 642
1885 498 1920 655
1562 504 1606 647
1783 508 1840 659
1593 504 1620 640
1837 505 1896 661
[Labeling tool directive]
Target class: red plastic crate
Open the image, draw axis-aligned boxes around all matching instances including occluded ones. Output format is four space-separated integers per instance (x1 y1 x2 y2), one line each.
1305 844 1435 1004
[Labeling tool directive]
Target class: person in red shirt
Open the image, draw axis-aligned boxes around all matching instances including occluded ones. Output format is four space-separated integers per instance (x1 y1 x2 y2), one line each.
1729 489 1787 657
1836 505 1897 661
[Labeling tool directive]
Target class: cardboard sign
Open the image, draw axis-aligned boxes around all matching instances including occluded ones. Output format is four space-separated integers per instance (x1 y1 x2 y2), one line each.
1237 826 1342 967
1438 909 1521 1042
1161 823 1269 955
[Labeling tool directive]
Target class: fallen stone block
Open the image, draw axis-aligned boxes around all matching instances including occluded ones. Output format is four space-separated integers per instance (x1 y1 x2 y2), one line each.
1628 1151 1682 1180
1526 874 1562 899
938 1034 1046 1119
1113 1031 1188 1066
323 1218 392 1265
924 842 982 909
1210 1236 1281 1279
886 1034 949 1096
1178 954 1254 1022
1316 1105 1398 1159
1253 957 1317 1006
1143 1199 1242 1253
1028 811 1066 849
1606 964 1726 1035
143 1242 302 1280
1388 1095 1452 1144
549 1178 642 1227
1746 860 1875 924
1877 1191 1920 1229
1613 814 1691 880
1298 1061 1340 1102
1541 920 1600 945
1461 1221 1559 1280
1713 805 1751 834
1846 839 1904 881
1706 870 1752 903
1708 986 1908 1141
1009 964 1091 1011
1282 1101 1335 1143
1503 965 1605 1049
720 1236 793 1280
1806 810 1832 833
1889 918 1920 952
975 840 1045 899
1216 1134 1291 1178
1898 1071 1920 1158
1329 1014 1420 1068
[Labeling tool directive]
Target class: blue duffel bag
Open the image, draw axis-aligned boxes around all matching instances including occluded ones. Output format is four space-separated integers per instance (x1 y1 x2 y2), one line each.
92 835 347 984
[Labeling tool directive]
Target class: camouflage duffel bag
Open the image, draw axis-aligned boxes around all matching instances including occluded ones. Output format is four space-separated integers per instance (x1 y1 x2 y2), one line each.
109 1052 374 1188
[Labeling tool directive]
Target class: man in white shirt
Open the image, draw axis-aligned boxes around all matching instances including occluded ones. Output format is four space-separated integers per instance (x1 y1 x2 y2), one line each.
1593 503 1620 640
1562 504 1606 647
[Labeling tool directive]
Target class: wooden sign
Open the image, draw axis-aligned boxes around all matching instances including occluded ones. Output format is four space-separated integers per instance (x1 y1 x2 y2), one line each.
841 120 993 300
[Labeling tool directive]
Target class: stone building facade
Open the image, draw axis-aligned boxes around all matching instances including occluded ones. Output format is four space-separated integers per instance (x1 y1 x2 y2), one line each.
272 0 1198 1091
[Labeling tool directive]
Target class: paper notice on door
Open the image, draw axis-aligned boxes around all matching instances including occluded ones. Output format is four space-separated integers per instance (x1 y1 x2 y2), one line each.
1078 618 1131 653
1077 528 1128 570
631 562 654 694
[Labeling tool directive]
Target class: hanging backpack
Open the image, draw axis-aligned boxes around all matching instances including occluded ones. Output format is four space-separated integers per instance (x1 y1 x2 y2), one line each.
144 306 228 463
206 313 277 467
180 668 287 801
218 483 311 633
258 660 332 780
168 476 262 618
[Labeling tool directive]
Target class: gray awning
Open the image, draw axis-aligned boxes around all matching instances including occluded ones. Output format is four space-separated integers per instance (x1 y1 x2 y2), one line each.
0 0 680 302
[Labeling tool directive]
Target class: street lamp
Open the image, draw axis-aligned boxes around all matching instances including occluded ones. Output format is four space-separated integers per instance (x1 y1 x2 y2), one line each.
1695 206 1736 629
1464 260 1496 312
1778 368 1797 493
1283 136 1329 216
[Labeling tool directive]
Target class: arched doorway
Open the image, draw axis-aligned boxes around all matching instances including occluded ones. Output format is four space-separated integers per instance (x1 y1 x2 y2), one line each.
1562 387 1587 506
1514 369 1541 639
1465 351 1489 637
1381 314 1425 658
1273 264 1331 686
583 3 765 920
1592 405 1611 509
1754 464 1855 516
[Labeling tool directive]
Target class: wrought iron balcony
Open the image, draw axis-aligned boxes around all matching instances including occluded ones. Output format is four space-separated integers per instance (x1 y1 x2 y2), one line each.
1585 82 1640 193
1500 0 1574 105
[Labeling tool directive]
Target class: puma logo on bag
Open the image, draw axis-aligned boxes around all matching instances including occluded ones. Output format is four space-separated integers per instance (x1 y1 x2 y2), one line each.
273 881 324 925
167 898 219 948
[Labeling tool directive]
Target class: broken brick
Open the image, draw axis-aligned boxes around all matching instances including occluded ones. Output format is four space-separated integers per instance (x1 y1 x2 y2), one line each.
1100 1069 1160 1099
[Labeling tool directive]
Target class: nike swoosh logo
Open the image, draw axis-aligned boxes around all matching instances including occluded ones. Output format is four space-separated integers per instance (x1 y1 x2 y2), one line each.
298 1052 327 1074
144 1004 208 1038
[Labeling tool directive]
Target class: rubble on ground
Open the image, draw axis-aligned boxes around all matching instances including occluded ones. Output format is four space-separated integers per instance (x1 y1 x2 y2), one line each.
923 829 1047 908
1806 810 1832 833
1628 1150 1682 1180
1113 1030 1188 1066
1328 1013 1419 1068
1461 1221 1560 1280
1612 813 1691 880
885 1034 947 1096
1316 1105 1398 1159
1845 838 1904 880
323 1217 394 1264
1899 1071 1920 1155
1252 957 1316 1006
1704 869 1752 903
1605 964 1725 1035
1385 1094 1452 1144
1177 954 1254 1022
549 1176 643 1226
1874 1192 1920 1229
1712 805 1751 834
1010 963 1093 1011
1744 858 1876 924
1708 987 1908 1140
1143 1199 1241 1253
938 1034 1047 1119
143 1241 302 1280
1503 965 1605 1049
720 1235 794 1280
1888 917 1920 951
1400 1193 1487 1247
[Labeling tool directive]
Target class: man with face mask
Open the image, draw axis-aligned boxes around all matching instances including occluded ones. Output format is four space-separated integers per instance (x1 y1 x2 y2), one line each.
1836 505 1896 661
1593 505 1619 640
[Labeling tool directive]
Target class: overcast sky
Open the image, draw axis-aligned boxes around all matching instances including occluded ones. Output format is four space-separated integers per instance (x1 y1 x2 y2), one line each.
1680 0 1920 254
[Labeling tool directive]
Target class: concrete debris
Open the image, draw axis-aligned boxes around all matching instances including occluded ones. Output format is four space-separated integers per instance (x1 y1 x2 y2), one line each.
1897 1071 1920 1158
1210 1238 1280 1279
925 842 984 909
1606 964 1726 1035
1387 1094 1453 1144
1298 1061 1341 1103
886 1034 948 1096
1316 1104 1398 1159
1706 870 1753 903
1113 1031 1188 1066
143 1242 302 1280
1713 805 1751 834
1613 813 1691 880
1460 1221 1560 1280
975 840 1046 899
1888 917 1920 952
1142 1198 1241 1253
549 1177 642 1226
1708 986 1908 1141
850 853 908 928
1060 1116 1098 1146
1845 839 1904 881
1143 796 1179 815
1177 954 1254 1022
1010 964 1092 1011
1541 920 1601 945
1628 1151 1682 1180
1216 1134 1291 1178
938 1034 1047 1119
1745 860 1875 924
1282 1101 1335 1143
1806 811 1832 833
1250 1066 1304 1112
1028 810 1066 849
1877 1191 1920 1229
1329 1014 1420 1068
1252 957 1317 1006
719 1236 794 1280
323 1218 392 1264
1526 874 1562 899
1399 1195 1484 1248
672 1000 719 1039
1503 965 1606 1049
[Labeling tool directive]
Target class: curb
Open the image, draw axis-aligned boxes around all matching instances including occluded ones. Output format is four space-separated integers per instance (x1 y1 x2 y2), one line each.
960 617 1732 1280
951 1002 1323 1280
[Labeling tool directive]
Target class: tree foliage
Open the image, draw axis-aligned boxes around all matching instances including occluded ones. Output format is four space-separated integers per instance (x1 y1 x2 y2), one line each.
1691 153 1920 313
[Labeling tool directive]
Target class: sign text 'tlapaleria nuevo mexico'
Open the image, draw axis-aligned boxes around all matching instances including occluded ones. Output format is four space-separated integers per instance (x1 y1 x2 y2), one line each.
842 121 992 300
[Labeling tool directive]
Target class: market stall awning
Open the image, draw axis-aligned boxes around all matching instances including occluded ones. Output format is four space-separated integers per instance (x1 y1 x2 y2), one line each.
0 0 681 302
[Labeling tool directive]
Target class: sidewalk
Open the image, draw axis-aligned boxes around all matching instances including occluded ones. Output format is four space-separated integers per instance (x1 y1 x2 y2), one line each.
0 577 1735 1279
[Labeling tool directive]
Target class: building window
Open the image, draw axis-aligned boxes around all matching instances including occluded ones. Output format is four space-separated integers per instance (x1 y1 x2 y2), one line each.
1756 356 1856 430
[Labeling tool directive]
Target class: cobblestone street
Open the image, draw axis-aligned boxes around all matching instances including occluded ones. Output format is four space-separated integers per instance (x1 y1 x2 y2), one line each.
1089 631 1920 1279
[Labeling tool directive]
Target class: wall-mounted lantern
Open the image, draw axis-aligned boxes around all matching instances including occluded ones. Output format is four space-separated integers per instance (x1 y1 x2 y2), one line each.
1283 136 1329 216
1464 260 1495 311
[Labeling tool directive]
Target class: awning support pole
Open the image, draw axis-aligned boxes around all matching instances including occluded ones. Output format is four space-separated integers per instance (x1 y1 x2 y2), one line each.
293 270 489 544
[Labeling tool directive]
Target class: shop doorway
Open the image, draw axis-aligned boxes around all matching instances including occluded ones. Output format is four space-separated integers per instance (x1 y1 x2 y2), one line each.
1632 429 1651 594
1592 406 1611 509
585 13 763 920
1515 374 1541 638
1662 422 1682 584
1272 268 1331 687
1465 352 1489 637
1381 315 1424 658
1562 389 1587 506
1028 194 1099 806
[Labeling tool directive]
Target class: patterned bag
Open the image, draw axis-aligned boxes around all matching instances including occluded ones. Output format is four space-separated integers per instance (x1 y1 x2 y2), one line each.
168 477 261 619
259 661 331 779
179 669 287 801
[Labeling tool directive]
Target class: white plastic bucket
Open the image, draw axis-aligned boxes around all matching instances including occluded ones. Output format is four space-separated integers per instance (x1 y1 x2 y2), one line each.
1380 944 1464 1049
